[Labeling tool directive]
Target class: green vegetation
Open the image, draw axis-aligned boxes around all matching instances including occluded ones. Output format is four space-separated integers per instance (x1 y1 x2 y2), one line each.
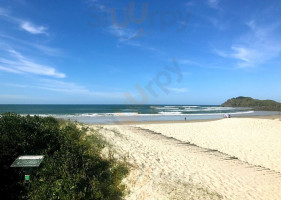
221 96 281 111
0 113 128 200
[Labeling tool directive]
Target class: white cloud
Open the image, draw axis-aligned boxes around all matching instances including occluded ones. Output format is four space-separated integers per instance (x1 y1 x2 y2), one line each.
0 7 48 35
0 49 65 78
108 25 142 41
166 87 188 93
231 46 260 65
216 21 281 68
20 21 48 35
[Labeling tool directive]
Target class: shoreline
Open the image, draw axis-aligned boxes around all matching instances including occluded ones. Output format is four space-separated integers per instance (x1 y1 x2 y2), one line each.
95 114 281 125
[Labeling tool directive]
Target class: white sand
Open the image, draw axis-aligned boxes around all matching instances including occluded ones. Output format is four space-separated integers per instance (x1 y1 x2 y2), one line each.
137 118 281 173
91 118 281 200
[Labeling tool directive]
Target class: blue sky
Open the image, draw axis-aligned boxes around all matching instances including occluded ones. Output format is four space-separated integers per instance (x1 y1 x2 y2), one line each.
0 0 281 104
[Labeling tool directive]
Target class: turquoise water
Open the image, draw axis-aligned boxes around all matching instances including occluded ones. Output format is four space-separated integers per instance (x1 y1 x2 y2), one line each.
0 104 277 124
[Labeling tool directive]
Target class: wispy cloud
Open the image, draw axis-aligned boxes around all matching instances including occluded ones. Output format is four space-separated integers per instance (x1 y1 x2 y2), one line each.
207 0 220 9
178 59 202 66
0 65 22 73
106 25 160 52
166 87 188 93
88 3 151 51
0 7 48 35
6 79 124 98
6 81 89 94
87 0 108 12
215 21 281 68
0 34 62 56
36 79 90 94
20 21 48 35
107 25 144 41
178 59 228 70
0 48 65 78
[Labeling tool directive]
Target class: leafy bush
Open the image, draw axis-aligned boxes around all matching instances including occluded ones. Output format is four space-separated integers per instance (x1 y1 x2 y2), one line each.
0 113 128 200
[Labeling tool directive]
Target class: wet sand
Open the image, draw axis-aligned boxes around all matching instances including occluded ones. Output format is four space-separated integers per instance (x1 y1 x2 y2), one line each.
98 114 281 125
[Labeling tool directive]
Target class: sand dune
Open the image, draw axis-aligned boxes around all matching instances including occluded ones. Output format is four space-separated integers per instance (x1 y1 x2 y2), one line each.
91 118 281 199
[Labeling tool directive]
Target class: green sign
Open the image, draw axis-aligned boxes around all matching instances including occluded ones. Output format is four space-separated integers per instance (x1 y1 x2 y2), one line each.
25 175 30 181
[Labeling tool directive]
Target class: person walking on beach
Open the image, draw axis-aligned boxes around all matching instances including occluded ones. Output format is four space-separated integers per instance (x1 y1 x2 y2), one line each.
185 117 186 121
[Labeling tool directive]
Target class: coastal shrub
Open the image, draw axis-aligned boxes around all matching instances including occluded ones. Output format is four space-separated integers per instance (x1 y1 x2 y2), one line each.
0 113 128 200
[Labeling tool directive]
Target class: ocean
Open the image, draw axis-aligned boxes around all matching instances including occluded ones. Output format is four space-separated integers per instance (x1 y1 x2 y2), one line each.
0 104 278 124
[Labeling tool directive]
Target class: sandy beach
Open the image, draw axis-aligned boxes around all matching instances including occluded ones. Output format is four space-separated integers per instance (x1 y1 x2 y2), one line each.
91 116 281 200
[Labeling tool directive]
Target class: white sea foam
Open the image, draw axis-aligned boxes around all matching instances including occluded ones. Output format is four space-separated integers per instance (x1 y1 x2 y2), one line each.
158 111 183 115
80 113 100 117
202 107 234 111
183 109 200 112
79 112 139 117
182 106 199 108
28 110 255 118
185 111 254 116
153 107 179 110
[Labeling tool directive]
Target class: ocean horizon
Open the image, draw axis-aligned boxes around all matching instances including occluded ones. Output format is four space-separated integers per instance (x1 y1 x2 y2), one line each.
0 104 278 124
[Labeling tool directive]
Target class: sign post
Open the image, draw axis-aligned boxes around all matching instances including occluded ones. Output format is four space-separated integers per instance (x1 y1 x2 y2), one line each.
11 155 44 183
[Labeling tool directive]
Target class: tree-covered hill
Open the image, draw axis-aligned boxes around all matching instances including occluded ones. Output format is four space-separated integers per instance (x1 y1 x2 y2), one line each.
221 96 281 111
